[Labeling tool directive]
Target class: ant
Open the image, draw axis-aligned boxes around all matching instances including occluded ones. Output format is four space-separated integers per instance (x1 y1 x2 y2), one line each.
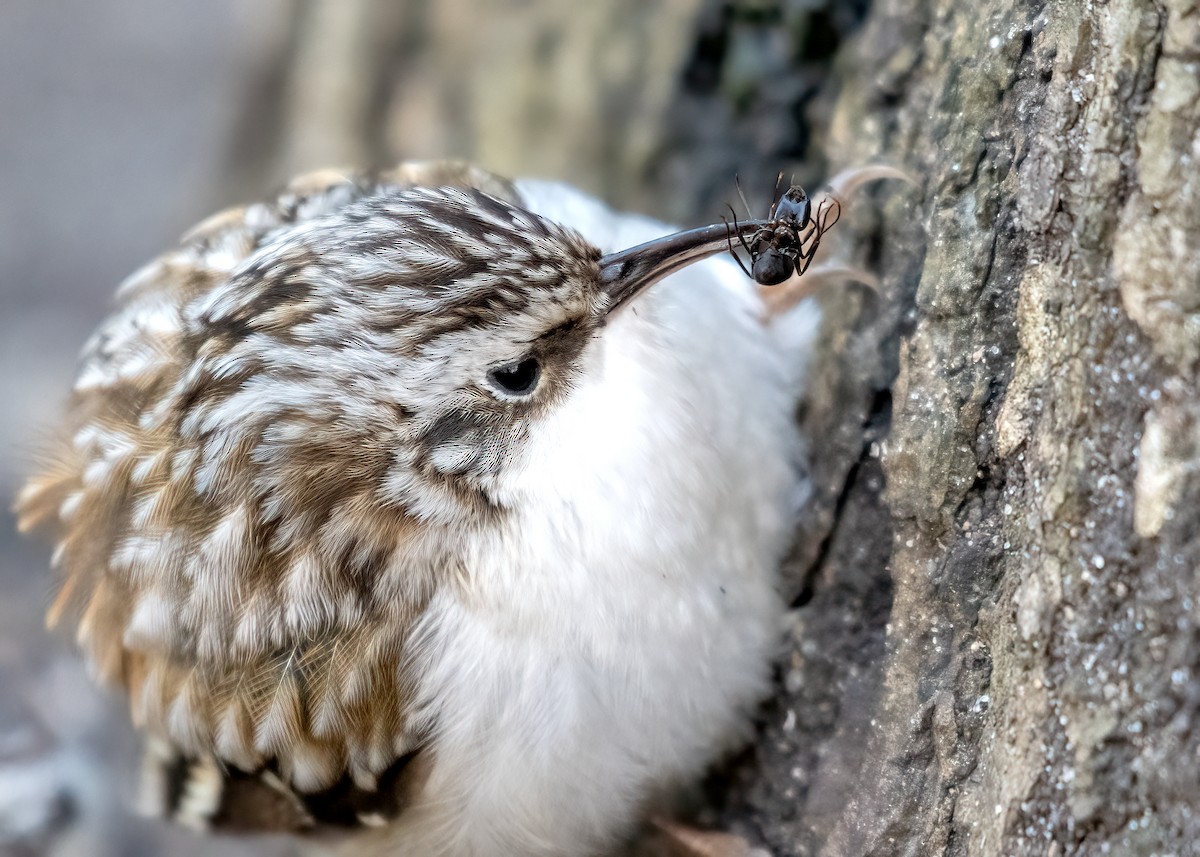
724 174 842 286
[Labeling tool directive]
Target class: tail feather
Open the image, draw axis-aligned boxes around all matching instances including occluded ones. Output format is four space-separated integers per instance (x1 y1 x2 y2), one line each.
139 737 423 835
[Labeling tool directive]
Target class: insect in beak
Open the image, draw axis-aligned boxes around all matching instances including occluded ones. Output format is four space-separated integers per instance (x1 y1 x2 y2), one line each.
597 184 841 315
598 220 775 315
725 185 841 286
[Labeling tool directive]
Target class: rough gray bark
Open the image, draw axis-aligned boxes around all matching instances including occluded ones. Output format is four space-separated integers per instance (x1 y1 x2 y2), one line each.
678 1 1200 855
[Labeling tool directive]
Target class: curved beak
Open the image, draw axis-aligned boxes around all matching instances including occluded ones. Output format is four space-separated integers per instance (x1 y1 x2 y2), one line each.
597 219 773 315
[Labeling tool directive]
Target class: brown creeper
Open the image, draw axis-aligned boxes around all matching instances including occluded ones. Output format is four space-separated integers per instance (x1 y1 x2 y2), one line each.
16 160 857 856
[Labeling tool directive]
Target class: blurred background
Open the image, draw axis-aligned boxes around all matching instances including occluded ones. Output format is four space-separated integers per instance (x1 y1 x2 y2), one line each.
1 1 868 853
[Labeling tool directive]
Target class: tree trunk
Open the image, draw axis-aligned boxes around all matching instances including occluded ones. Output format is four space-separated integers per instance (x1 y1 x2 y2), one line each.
680 1 1200 854
210 0 1200 853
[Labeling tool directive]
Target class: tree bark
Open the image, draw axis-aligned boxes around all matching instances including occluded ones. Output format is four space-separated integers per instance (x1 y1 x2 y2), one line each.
233 1 1200 854
685 1 1200 854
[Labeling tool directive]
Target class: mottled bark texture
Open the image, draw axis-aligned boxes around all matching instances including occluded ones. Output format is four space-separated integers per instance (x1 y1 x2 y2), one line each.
699 1 1200 855
235 1 1200 854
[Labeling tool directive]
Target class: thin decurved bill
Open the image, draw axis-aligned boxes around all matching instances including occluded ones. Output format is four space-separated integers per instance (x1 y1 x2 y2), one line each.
597 219 773 315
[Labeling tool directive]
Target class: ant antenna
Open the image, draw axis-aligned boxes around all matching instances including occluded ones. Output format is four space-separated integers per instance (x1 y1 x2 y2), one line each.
733 175 754 221
768 171 786 218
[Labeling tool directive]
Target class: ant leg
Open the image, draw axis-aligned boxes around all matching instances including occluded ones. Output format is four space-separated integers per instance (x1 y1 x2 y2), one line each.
817 196 843 233
795 217 831 277
723 209 754 279
791 222 819 274
733 216 759 262
780 243 804 278
795 238 817 276
791 197 838 272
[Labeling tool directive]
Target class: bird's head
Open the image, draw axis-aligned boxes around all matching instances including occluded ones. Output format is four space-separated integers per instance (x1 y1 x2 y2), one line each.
169 187 601 527
165 185 747 528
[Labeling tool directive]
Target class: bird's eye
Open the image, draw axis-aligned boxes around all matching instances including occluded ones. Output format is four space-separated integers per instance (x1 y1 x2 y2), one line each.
487 357 541 397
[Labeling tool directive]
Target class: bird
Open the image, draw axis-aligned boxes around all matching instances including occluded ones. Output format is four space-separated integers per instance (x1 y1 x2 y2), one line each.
15 160 886 856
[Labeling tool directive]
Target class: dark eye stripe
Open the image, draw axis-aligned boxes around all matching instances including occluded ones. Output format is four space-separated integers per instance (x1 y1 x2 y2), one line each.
537 317 581 343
